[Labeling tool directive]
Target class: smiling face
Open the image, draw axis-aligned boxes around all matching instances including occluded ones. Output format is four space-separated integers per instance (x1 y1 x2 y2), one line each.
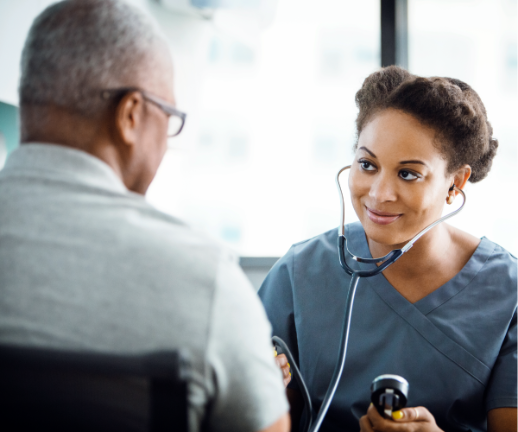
348 109 455 247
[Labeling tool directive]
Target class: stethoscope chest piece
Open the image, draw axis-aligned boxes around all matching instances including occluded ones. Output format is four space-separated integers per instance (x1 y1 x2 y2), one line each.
371 374 409 418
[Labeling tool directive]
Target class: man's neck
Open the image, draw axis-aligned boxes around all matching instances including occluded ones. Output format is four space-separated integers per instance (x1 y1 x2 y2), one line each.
21 104 102 150
20 104 134 193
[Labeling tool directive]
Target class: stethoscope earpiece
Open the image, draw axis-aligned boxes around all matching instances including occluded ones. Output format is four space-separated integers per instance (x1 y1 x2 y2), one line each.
447 184 457 204
272 166 466 432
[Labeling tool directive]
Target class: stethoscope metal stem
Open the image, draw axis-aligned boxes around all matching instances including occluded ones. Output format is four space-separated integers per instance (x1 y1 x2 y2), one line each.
274 164 467 432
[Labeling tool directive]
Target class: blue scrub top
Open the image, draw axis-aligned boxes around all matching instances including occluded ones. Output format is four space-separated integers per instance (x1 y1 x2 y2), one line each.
259 222 517 432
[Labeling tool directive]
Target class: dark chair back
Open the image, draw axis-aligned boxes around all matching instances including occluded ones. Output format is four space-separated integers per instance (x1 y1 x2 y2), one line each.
0 344 190 432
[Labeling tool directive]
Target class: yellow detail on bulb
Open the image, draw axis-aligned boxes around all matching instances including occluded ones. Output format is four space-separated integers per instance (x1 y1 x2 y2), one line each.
392 410 404 420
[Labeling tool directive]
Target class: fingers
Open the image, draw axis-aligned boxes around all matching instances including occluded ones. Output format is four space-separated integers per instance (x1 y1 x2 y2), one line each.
359 414 375 432
274 353 291 387
367 404 410 432
367 404 387 430
391 407 435 424
365 404 437 432
275 353 288 368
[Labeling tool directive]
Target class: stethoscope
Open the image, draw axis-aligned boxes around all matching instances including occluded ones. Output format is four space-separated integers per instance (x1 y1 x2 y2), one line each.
273 164 466 432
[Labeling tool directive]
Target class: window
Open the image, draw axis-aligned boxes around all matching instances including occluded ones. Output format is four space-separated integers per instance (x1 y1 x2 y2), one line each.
147 0 381 256
409 0 517 254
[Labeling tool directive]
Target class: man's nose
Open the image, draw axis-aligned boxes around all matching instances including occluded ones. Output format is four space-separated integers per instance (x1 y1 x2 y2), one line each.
368 172 398 202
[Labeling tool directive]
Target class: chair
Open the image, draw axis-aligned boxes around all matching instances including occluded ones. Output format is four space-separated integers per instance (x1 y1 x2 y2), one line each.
0 343 190 432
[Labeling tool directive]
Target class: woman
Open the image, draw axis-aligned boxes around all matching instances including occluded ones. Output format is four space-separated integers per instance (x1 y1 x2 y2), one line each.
260 66 517 432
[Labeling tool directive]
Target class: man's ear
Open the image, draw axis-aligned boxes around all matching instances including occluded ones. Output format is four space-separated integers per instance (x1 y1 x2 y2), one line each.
114 91 146 148
452 164 472 193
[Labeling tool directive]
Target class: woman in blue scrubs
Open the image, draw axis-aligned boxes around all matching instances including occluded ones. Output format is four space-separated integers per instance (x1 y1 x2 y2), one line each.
259 66 517 432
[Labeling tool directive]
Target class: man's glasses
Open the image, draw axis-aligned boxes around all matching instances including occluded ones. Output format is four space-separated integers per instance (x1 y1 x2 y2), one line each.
101 87 186 137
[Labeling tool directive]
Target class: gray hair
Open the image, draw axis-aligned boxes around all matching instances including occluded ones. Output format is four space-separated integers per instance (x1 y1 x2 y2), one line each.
19 0 165 117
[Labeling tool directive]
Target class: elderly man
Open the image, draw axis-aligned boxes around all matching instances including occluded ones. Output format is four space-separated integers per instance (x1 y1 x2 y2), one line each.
0 1 289 431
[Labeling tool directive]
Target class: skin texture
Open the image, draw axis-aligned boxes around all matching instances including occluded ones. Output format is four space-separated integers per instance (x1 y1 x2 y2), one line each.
275 353 292 387
282 109 516 432
487 408 517 432
20 43 175 195
348 109 478 303
272 353 294 432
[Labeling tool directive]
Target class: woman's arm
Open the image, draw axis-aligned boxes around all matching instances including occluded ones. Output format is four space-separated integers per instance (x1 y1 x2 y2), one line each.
488 408 517 432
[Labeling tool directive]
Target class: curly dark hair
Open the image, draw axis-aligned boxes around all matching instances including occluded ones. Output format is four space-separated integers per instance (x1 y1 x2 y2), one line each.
354 66 498 183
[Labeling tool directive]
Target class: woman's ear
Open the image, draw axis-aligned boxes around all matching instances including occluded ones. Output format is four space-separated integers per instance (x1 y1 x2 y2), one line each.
446 165 471 204
114 91 145 149
452 164 472 191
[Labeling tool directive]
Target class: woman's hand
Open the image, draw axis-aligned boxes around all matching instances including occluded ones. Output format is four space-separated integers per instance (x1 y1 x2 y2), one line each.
274 350 291 387
359 404 444 432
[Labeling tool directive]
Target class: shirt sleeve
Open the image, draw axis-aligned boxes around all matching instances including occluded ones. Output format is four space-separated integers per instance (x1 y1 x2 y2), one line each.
485 308 517 412
258 247 300 391
205 251 289 432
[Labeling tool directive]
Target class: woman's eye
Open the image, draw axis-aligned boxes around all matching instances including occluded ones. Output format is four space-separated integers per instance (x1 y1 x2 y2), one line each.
399 170 419 181
359 161 376 171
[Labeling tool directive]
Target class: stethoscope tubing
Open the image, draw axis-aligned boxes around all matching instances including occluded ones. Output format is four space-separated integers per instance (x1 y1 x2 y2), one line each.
336 165 466 272
307 272 361 432
273 165 467 432
272 336 313 431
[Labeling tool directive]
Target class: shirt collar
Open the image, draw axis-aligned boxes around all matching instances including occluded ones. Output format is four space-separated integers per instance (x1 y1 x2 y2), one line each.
3 143 128 194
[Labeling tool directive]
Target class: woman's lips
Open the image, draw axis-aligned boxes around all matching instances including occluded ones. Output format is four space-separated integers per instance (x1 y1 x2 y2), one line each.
366 207 402 225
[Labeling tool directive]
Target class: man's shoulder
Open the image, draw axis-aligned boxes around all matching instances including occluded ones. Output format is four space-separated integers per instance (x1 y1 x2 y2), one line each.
119 202 225 260
105 201 236 288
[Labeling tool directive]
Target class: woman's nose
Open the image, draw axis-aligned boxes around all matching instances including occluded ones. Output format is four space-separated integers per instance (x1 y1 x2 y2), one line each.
368 173 398 203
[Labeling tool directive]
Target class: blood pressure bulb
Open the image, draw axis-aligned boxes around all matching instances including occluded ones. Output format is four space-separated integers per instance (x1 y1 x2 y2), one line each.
371 375 409 418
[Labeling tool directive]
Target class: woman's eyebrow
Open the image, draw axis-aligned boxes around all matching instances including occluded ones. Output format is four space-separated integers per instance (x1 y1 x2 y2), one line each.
358 146 376 157
400 159 428 167
359 147 428 167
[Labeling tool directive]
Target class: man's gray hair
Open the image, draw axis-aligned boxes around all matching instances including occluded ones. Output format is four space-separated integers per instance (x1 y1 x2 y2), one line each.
19 0 165 117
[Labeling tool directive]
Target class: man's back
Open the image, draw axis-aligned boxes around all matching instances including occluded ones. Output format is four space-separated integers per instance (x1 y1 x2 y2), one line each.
0 143 288 431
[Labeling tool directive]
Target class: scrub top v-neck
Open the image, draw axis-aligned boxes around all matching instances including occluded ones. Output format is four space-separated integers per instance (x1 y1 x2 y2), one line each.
259 222 517 432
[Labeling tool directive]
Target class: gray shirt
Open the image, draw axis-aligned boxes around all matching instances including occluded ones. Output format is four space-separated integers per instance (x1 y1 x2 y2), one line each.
0 143 288 432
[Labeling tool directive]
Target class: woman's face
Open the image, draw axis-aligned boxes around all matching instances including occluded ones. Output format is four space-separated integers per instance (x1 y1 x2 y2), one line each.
348 109 454 247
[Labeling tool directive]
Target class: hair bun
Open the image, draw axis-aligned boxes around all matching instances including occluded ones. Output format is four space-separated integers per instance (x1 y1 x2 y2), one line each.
354 66 497 183
469 137 499 183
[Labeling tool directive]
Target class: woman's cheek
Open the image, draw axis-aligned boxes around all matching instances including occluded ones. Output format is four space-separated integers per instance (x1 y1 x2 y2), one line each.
413 189 444 221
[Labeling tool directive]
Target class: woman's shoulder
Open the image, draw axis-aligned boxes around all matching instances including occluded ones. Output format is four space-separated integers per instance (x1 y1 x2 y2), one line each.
465 235 517 299
475 235 516 266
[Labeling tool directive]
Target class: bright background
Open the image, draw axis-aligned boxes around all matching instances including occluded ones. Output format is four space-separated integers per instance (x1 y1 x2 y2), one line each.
0 0 516 257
